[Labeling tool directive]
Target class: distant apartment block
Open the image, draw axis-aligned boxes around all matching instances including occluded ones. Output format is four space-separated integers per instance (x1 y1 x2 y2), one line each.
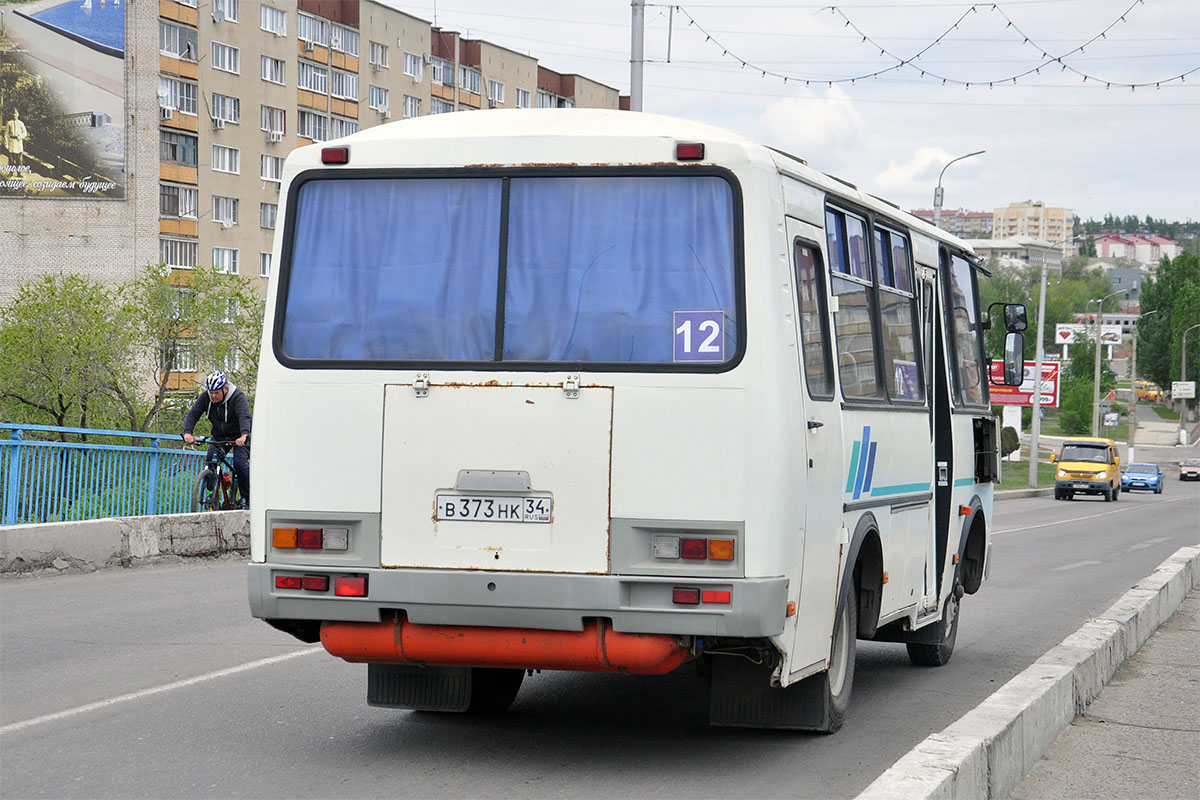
1094 234 1181 265
965 237 1064 272
993 200 1074 259
910 208 994 238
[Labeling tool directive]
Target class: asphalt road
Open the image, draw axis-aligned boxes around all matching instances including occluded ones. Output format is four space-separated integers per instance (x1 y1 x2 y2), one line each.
2 482 1197 799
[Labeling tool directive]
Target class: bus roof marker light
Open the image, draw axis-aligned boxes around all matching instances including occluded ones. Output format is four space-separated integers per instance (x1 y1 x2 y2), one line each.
675 142 705 161
321 146 350 164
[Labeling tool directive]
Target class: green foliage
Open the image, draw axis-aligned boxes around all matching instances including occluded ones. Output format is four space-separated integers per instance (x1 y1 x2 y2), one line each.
1137 251 1200 395
0 275 135 433
1000 426 1020 458
1057 337 1119 436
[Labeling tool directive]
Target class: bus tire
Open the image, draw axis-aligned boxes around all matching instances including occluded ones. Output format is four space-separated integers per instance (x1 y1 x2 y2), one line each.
797 584 858 734
466 667 524 714
906 590 959 667
191 469 216 513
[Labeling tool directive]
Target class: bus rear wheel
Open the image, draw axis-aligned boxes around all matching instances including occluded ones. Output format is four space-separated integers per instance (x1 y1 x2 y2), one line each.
466 667 525 714
792 584 857 733
907 589 959 667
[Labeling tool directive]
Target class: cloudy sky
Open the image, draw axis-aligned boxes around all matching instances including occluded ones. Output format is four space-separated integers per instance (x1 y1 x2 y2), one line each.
386 0 1198 222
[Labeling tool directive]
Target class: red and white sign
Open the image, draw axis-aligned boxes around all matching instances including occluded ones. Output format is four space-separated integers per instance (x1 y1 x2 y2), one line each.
1055 323 1123 345
989 361 1061 407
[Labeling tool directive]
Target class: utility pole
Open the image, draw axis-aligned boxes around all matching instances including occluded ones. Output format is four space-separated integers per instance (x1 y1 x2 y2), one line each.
1089 289 1123 437
1127 310 1158 463
1181 324 1200 445
630 0 645 112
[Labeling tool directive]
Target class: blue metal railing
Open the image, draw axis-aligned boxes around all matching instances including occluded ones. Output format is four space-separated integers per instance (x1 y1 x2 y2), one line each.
1 424 206 527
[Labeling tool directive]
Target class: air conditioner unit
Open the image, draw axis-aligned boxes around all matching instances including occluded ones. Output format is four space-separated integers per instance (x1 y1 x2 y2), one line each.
303 39 315 52
160 107 174 121
220 219 233 230
423 53 432 64
211 117 225 130
487 98 497 109
266 130 284 143
370 62 381 72
382 110 392 120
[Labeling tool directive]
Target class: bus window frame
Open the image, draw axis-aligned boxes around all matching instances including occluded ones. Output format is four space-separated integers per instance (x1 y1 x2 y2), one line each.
792 236 835 402
872 222 925 407
939 246 990 411
271 164 748 374
825 203 886 404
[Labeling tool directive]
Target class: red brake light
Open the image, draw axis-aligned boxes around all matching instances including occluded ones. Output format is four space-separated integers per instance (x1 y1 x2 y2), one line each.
302 575 330 592
275 575 302 590
672 587 700 605
334 576 368 597
297 528 323 549
701 589 731 604
321 146 350 164
680 538 707 559
676 142 705 161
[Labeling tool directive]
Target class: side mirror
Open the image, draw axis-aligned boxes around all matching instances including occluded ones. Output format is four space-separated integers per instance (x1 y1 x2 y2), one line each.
1004 303 1028 332
1002 332 1025 386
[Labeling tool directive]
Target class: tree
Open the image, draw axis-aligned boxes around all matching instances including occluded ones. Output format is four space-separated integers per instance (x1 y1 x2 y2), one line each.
1138 252 1200 412
1057 337 1118 436
0 275 135 435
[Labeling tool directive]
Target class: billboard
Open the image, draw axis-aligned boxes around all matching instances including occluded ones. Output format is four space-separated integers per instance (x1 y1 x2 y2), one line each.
1054 323 1123 346
0 0 124 198
989 361 1061 407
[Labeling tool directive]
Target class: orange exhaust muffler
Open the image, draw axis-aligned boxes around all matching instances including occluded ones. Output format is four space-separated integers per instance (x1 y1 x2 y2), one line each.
321 616 693 675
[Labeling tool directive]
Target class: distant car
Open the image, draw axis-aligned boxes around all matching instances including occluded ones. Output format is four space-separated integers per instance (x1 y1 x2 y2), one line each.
1181 459 1200 481
1121 462 1163 494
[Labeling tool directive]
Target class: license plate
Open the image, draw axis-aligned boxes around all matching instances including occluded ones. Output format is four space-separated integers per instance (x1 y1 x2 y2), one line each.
435 494 552 523
1073 482 1092 489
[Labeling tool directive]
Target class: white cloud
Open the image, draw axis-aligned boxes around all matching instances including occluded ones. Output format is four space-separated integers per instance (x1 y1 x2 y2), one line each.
873 146 958 198
751 87 865 159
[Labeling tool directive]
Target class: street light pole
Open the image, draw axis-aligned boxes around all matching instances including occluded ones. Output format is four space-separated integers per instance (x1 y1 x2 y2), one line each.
629 0 645 112
1089 289 1125 437
1180 323 1200 445
933 150 985 230
1127 309 1159 463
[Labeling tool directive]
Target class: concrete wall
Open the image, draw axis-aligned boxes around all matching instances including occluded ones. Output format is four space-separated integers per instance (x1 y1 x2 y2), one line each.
0 511 248 573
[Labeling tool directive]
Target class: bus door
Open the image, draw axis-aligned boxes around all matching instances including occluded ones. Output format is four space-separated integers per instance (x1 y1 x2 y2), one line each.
918 262 945 612
786 218 844 670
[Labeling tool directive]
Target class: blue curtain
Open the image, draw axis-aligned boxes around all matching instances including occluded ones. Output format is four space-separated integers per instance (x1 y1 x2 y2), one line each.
503 176 736 362
282 178 502 360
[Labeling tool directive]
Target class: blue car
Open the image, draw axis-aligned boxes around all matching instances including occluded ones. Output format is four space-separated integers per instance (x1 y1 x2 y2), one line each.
1120 462 1163 494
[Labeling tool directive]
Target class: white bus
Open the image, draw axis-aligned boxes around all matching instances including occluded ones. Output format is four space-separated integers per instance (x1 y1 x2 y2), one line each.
248 110 1025 732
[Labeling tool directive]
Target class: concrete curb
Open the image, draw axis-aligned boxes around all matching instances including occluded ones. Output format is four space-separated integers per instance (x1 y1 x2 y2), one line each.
856 545 1200 800
0 512 249 574
995 488 1053 501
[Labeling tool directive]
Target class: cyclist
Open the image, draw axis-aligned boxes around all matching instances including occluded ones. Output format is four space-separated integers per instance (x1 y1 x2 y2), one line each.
183 370 252 507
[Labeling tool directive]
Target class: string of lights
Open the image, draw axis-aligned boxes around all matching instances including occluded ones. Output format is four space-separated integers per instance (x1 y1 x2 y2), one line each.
663 1 1200 90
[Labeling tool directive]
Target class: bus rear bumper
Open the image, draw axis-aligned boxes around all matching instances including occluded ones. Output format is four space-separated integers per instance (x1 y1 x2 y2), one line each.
248 563 789 638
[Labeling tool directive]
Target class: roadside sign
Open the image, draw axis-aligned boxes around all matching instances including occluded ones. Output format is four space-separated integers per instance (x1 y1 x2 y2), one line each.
1172 381 1196 399
1104 412 1119 427
989 361 1060 407
1055 323 1123 345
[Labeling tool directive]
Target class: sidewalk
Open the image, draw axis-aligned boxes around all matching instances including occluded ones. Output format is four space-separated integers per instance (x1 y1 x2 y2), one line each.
1011 590 1199 800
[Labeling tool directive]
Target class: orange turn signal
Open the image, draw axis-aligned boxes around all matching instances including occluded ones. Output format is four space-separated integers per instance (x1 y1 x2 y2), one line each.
959 505 972 517
707 538 735 561
272 528 298 548
786 601 796 617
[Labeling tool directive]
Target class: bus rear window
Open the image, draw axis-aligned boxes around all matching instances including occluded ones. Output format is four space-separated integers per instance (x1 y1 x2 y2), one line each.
279 173 739 367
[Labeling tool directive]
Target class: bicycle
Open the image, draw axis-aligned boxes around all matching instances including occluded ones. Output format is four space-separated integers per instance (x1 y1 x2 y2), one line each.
187 437 247 512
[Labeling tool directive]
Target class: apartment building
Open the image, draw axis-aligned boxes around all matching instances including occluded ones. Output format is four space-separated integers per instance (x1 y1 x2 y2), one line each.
2 0 619 390
992 200 1075 259
1094 233 1181 265
909 208 994 238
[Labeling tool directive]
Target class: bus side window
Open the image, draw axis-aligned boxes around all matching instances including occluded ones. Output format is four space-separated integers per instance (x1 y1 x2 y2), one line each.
874 228 923 403
941 249 986 407
793 240 833 399
826 208 881 399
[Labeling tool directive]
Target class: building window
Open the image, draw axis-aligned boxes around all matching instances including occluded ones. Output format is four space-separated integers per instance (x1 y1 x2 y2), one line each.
160 238 198 269
371 41 390 70
331 115 358 139
297 62 328 94
537 90 555 108
330 69 358 101
404 51 425 81
297 12 329 47
260 202 278 229
210 41 240 74
259 252 273 277
369 86 389 111
459 66 481 94
159 130 197 166
170 341 198 373
487 80 505 105
260 5 286 36
297 110 328 142
516 88 531 108
212 195 238 226
330 24 358 56
212 247 240 275
220 347 241 372
430 57 454 87
160 184 198 218
212 0 237 22
160 21 197 60
261 56 285 85
211 93 240 124
159 76 198 115
430 97 454 115
403 95 421 118
260 105 285 134
261 154 284 182
211 144 240 174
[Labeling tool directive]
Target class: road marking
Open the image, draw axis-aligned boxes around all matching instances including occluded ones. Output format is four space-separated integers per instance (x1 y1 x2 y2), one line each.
1050 560 1103 572
0 647 322 736
993 495 1193 536
1126 536 1173 552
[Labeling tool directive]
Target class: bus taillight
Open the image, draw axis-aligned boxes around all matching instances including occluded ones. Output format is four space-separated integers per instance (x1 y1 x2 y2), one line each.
321 146 350 164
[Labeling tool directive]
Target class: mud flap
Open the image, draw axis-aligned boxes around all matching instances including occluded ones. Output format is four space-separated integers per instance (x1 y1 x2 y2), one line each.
708 655 828 730
367 663 471 711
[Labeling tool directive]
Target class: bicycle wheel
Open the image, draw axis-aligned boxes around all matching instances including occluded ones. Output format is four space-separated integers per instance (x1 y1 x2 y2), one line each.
191 469 217 513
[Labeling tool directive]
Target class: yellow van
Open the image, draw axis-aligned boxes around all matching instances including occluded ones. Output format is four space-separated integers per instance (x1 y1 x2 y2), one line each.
1135 380 1163 402
1052 437 1121 501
